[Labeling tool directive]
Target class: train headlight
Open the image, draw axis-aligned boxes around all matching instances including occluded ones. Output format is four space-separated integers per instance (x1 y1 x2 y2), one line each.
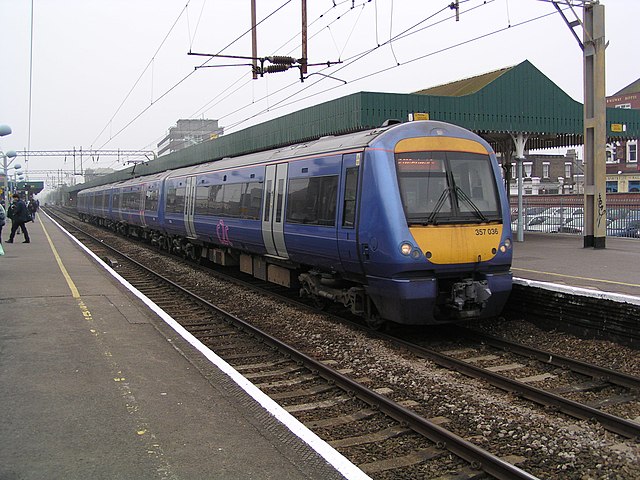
400 242 413 256
499 238 513 253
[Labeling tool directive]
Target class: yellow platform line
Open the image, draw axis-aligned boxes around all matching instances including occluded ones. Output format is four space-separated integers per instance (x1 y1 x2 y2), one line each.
39 215 81 298
512 267 640 289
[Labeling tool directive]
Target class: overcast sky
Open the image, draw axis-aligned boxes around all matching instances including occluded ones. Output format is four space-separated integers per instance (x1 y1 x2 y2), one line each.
1 0 638 188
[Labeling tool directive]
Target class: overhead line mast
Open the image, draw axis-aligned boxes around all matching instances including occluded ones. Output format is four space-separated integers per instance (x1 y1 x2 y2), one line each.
549 0 607 248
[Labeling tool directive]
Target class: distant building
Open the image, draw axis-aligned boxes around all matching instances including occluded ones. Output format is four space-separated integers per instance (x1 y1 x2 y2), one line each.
508 149 582 196
157 119 224 156
606 79 639 192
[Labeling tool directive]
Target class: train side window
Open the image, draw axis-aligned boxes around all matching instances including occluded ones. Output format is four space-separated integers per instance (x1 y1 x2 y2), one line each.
166 185 185 214
208 185 224 216
145 189 159 212
241 182 262 219
194 186 209 215
287 175 338 226
224 183 243 217
342 167 358 228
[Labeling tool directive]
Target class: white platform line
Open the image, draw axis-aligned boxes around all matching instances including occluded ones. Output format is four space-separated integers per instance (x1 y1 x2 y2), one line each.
513 276 640 306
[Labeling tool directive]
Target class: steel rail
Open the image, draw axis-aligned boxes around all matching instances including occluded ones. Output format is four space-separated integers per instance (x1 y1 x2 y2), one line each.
381 332 640 439
458 327 640 390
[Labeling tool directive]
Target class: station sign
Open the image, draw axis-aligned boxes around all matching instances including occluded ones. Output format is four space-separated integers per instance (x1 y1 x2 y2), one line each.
409 112 430 121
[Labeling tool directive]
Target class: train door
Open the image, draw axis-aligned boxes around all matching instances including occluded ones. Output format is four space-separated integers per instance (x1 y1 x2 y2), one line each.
184 176 197 239
261 163 289 258
337 153 363 275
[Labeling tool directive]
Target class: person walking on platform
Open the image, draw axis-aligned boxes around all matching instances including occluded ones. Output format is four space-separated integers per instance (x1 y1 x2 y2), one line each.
0 200 6 244
6 194 31 244
28 197 39 221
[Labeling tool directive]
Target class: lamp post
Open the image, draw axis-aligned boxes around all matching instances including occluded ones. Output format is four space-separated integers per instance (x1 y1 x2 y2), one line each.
1 124 18 205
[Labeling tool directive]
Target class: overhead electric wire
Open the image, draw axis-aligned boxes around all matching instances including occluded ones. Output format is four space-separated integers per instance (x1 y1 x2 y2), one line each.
91 2 193 148
98 0 294 168
223 2 566 133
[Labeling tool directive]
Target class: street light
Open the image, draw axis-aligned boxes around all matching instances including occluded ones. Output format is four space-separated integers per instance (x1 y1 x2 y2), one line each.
1 124 18 204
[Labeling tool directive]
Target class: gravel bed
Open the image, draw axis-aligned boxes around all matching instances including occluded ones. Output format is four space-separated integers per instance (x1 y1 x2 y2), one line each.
77 227 640 479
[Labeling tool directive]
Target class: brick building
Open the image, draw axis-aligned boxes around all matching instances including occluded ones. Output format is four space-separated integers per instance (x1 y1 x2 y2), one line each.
606 79 639 192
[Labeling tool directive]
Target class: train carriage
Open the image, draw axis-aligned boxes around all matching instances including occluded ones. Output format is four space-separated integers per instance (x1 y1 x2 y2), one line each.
77 120 512 327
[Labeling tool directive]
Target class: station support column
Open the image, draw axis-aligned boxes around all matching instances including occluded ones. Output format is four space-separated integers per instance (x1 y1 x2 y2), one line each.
511 133 528 243
583 2 607 249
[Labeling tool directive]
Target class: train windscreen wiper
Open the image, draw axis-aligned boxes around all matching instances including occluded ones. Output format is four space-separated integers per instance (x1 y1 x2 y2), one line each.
454 186 488 222
426 188 451 224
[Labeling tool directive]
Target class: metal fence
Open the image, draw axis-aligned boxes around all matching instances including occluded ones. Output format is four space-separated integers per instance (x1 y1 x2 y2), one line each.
508 193 640 238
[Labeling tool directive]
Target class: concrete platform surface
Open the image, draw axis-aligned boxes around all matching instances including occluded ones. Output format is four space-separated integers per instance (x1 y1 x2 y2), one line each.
0 214 354 480
512 233 640 298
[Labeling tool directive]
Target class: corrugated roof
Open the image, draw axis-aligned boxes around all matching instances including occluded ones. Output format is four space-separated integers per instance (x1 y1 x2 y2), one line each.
613 78 640 96
413 66 512 97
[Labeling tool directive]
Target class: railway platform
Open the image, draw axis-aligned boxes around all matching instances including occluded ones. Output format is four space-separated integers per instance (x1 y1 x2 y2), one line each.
512 233 640 298
0 213 358 480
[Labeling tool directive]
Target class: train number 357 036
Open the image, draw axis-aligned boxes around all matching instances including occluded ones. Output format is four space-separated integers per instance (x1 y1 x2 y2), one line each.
475 227 500 236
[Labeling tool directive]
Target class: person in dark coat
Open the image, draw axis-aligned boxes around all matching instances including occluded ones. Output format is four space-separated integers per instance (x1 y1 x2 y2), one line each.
7 194 31 243
0 200 6 244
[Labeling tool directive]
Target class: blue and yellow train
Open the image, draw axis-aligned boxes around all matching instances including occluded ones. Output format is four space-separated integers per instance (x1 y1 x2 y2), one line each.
78 120 512 327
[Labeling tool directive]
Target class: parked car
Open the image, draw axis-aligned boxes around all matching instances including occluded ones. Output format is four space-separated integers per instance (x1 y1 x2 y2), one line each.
608 219 640 238
557 216 612 235
540 206 583 220
512 215 566 233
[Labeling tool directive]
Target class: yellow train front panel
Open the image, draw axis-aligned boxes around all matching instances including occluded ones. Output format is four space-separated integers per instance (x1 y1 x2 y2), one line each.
410 224 503 264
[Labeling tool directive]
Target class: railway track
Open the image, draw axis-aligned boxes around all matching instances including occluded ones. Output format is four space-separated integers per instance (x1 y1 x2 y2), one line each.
47 207 640 478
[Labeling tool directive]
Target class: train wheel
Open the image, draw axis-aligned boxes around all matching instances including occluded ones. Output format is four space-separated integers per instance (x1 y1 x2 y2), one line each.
365 313 385 330
312 296 328 311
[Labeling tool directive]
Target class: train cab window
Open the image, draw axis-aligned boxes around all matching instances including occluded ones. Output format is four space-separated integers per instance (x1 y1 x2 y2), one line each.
342 167 358 228
396 151 500 224
287 175 338 226
449 153 499 217
396 154 451 222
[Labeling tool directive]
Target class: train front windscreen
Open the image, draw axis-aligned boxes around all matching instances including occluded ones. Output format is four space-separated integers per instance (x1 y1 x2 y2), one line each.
395 151 501 225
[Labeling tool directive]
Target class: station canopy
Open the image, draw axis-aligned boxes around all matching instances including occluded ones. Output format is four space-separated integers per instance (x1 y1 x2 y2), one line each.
69 59 640 193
